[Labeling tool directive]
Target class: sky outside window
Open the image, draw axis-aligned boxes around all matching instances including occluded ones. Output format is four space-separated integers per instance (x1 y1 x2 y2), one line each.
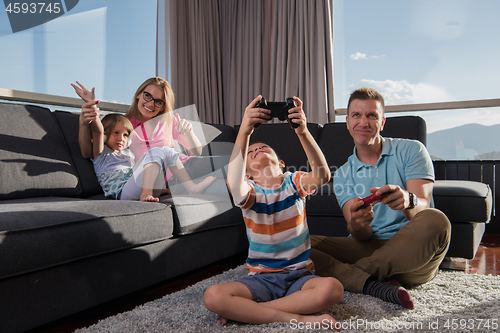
0 0 157 105
334 0 500 108
334 0 500 128
334 0 500 160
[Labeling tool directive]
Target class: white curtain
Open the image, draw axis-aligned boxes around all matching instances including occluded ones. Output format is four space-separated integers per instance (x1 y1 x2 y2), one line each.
167 0 334 126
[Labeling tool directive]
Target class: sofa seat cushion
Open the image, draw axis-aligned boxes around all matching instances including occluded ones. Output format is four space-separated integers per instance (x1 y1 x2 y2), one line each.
0 103 81 199
433 180 492 223
160 193 243 236
0 197 172 280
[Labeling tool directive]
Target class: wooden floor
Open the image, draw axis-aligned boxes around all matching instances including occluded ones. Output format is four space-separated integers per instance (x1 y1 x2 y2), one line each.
29 234 500 333
441 234 500 273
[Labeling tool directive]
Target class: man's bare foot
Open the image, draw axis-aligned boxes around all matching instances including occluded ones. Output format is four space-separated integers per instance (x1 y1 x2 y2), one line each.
216 316 228 325
190 176 217 194
140 194 159 202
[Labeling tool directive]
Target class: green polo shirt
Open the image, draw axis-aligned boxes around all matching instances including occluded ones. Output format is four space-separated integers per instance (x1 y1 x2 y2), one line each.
333 137 434 240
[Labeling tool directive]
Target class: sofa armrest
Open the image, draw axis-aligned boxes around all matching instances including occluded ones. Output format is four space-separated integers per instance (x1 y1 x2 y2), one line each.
433 180 492 224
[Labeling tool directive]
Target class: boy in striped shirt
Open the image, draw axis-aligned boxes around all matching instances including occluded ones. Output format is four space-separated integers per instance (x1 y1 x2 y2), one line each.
204 96 343 329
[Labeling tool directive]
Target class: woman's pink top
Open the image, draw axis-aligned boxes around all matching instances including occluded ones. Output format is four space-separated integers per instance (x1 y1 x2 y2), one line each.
129 116 192 180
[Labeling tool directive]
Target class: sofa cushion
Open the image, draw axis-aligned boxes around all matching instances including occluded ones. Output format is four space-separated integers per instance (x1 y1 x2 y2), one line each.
0 197 172 280
433 180 492 223
381 115 427 146
318 123 354 172
160 193 242 236
307 182 343 216
205 123 237 157
53 111 103 197
0 103 81 199
235 123 323 172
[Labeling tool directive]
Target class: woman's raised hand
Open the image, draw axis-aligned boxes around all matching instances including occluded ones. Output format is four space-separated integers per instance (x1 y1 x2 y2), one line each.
80 100 100 125
71 81 95 103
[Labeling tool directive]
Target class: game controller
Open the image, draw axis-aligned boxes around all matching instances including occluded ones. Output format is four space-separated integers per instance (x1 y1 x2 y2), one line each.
254 97 298 129
361 193 386 208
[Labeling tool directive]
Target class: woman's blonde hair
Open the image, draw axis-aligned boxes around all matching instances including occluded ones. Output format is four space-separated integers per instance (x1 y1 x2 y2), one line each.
126 77 175 123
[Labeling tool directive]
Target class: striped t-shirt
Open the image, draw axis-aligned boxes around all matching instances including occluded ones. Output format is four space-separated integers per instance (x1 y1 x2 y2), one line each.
236 171 315 275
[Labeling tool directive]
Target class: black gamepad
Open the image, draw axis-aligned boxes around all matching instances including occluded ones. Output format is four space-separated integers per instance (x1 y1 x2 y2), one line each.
254 97 298 128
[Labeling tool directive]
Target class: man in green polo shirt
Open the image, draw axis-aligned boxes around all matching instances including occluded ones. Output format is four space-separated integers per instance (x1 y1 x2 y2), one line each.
311 87 451 309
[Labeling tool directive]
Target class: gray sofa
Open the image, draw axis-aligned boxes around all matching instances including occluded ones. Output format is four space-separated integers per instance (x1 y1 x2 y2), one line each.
0 102 492 332
0 102 247 333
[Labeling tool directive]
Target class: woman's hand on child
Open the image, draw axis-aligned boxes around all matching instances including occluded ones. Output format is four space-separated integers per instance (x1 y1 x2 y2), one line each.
175 113 193 134
80 100 100 125
71 81 95 103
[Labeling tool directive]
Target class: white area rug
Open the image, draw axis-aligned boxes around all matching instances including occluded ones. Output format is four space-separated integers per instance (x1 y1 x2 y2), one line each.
76 265 500 332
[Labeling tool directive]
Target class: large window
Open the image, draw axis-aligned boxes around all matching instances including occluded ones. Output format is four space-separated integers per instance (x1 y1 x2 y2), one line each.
334 0 500 160
0 0 157 105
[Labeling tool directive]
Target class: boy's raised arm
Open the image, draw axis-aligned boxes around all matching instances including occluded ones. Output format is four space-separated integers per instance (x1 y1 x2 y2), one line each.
227 132 250 204
288 97 331 191
227 96 270 204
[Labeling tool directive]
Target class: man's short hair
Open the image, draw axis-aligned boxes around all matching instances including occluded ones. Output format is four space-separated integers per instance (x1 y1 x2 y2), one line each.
347 87 385 115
